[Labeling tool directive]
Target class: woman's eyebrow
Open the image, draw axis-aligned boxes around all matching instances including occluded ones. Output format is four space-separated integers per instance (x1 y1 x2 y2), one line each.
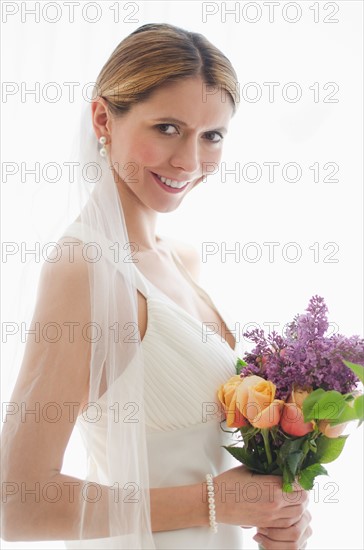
150 117 227 133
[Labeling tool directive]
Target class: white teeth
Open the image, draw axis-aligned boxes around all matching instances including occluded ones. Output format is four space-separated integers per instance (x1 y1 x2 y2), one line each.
155 173 189 189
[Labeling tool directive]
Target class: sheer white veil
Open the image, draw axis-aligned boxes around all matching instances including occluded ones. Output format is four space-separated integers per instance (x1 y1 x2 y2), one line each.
1 94 155 549
64 98 156 548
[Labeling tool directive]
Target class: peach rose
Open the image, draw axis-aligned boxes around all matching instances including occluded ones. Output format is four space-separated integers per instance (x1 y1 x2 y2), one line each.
217 375 248 428
235 375 284 429
280 388 315 436
318 420 348 438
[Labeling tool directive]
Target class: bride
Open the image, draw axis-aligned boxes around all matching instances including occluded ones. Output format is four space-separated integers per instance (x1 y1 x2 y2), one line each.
1 23 311 549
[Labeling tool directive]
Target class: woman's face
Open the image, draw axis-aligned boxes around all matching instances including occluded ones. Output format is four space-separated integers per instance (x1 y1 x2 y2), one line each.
93 76 234 213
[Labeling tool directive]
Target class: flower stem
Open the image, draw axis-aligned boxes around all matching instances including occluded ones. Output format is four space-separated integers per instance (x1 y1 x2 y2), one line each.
261 428 272 466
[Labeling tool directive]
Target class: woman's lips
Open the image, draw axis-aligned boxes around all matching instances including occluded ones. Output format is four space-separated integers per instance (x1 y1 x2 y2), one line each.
150 172 190 194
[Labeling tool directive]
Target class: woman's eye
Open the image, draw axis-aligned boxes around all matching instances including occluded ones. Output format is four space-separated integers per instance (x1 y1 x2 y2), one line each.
155 125 223 142
204 131 223 143
156 124 178 135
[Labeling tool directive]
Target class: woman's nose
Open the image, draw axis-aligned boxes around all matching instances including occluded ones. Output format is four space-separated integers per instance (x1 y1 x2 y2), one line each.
169 137 200 175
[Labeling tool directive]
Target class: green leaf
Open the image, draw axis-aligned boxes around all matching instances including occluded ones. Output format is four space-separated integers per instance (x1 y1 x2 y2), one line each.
354 394 364 420
304 391 346 421
286 451 304 476
271 466 283 476
222 445 266 474
302 389 326 421
343 360 364 384
283 480 293 493
236 357 248 374
314 435 348 464
282 465 295 492
298 464 328 490
329 401 359 425
308 438 317 453
280 435 307 460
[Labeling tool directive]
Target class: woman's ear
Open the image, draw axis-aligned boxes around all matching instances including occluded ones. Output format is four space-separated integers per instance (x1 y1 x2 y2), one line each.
91 98 112 141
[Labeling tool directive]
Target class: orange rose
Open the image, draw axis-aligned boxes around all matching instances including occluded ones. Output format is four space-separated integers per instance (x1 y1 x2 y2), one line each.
280 388 315 436
217 375 248 428
236 375 284 429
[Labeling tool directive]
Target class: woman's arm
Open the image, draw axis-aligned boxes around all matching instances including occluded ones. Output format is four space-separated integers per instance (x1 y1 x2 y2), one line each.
3 465 309 542
1 239 94 540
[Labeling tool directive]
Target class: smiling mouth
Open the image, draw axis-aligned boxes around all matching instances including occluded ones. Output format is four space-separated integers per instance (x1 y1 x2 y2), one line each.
152 172 190 189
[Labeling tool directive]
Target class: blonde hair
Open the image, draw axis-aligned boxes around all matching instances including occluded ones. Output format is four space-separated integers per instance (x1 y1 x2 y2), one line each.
93 23 239 117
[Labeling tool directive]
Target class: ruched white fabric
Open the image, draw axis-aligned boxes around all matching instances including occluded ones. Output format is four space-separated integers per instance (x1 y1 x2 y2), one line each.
62 222 244 550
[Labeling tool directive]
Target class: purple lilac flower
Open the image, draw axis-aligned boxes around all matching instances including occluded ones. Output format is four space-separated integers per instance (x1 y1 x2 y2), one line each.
240 296 364 400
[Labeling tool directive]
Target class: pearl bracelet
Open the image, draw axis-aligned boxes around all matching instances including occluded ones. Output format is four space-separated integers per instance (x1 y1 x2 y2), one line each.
205 473 218 534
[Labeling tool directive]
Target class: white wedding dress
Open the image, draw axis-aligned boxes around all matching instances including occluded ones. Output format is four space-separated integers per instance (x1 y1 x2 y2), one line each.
62 222 244 550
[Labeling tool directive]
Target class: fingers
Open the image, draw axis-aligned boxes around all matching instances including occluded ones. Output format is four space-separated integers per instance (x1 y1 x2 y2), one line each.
258 501 307 529
257 475 309 510
257 510 311 540
280 488 310 509
255 525 312 550
254 511 312 550
270 503 307 528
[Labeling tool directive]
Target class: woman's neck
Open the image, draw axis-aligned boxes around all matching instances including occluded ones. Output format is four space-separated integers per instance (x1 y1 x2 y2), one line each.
115 175 161 252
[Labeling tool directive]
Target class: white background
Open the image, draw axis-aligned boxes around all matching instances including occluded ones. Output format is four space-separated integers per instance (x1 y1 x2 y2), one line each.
1 1 363 549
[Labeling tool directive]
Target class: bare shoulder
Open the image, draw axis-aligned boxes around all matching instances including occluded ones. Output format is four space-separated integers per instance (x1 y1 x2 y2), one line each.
161 236 201 282
43 235 90 283
32 235 92 310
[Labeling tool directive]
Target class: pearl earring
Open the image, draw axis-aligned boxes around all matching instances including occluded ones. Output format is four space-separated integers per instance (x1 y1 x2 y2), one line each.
99 136 107 157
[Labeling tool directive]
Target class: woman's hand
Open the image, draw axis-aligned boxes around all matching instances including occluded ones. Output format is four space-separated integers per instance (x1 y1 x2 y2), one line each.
212 465 311 545
254 509 312 549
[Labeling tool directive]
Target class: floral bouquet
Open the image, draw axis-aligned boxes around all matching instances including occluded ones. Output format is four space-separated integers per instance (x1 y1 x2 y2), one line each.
218 296 364 493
